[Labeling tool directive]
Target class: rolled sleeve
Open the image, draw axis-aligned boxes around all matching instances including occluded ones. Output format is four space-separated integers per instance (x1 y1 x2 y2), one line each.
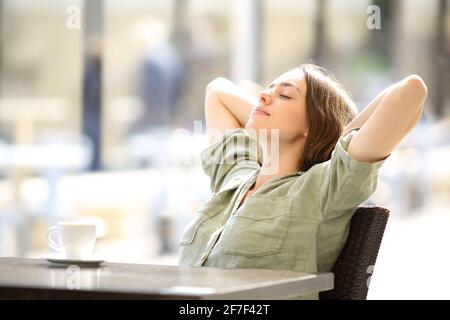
201 128 262 193
315 128 389 218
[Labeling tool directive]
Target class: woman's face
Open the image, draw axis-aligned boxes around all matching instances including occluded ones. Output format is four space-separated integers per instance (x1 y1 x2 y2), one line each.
246 69 309 143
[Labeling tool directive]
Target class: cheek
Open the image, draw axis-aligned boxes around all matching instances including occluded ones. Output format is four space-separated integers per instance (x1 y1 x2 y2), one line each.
298 106 309 130
279 103 308 133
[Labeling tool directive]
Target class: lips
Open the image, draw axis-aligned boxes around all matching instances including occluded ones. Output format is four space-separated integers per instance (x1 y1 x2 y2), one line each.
253 107 271 116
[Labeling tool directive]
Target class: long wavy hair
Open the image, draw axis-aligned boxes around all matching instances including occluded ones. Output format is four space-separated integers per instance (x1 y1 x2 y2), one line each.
297 64 358 171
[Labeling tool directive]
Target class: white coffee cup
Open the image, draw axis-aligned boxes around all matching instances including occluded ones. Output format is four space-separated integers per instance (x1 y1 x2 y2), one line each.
46 222 97 259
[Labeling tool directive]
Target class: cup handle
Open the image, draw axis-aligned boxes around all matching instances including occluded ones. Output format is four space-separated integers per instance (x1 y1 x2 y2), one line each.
46 226 62 252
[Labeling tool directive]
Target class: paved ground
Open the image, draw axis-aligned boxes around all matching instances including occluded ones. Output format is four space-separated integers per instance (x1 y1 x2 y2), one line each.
368 201 450 299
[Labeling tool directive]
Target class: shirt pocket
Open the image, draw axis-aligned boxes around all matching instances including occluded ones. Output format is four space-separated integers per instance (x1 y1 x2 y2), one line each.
179 193 225 246
222 195 293 257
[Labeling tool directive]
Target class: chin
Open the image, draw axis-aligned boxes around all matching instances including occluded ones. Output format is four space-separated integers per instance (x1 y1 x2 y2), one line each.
245 121 256 130
246 121 280 139
245 118 266 130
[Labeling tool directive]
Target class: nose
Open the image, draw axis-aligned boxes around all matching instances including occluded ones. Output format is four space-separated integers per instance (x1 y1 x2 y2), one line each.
259 91 271 105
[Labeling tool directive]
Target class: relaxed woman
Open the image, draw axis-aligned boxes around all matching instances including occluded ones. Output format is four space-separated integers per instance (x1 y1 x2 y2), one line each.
178 64 427 299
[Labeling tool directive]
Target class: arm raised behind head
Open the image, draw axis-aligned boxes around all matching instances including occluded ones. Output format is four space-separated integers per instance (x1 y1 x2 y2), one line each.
204 77 258 144
346 75 428 163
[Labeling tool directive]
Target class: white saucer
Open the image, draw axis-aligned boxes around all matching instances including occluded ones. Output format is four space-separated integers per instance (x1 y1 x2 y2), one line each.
42 253 105 267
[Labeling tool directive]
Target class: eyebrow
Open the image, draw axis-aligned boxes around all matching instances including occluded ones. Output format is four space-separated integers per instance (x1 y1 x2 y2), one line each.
267 81 301 95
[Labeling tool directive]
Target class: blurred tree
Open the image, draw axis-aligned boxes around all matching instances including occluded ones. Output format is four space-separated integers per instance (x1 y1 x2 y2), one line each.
0 0 2 97
82 42 102 171
434 0 448 118
82 0 103 171
312 0 326 64
0 0 3 136
370 0 397 67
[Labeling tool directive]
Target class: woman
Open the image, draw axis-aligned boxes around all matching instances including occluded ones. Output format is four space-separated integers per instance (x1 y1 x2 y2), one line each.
178 64 427 299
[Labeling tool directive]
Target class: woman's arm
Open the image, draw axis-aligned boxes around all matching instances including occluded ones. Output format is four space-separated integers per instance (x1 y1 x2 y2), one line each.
343 86 390 135
347 75 428 163
204 77 257 144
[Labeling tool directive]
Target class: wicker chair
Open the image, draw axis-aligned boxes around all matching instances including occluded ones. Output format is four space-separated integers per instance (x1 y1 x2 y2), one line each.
319 206 390 300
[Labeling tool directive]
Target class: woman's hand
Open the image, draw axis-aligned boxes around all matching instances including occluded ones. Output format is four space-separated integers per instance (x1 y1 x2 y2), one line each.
204 77 258 144
346 75 428 163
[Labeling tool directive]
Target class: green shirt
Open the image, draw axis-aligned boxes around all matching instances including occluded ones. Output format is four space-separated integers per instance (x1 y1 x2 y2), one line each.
178 127 388 299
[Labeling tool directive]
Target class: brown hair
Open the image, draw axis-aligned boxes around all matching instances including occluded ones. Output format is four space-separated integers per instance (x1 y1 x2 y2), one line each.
297 64 358 171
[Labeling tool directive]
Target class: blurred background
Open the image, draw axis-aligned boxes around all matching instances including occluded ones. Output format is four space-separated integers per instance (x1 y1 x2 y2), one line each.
0 0 449 299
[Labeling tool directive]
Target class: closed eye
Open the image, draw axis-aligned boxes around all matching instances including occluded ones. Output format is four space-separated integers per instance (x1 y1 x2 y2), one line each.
280 94 291 99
